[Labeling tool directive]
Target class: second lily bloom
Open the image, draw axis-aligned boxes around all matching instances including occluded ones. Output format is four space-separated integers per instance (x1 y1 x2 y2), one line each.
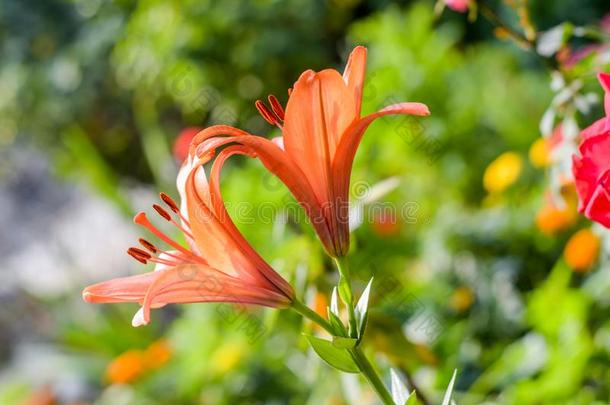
189 46 430 257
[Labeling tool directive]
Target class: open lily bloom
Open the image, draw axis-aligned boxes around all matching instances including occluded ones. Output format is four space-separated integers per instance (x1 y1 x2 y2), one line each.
82 156 294 327
187 46 429 257
573 72 610 228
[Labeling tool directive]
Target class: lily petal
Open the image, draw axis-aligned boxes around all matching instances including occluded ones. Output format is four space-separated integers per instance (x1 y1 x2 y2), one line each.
208 145 295 298
189 128 335 253
283 69 358 204
332 102 430 204
140 265 292 324
342 46 367 117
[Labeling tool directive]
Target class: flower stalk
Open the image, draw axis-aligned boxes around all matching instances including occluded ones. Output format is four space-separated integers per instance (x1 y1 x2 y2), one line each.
291 298 394 404
333 256 359 338
350 347 395 405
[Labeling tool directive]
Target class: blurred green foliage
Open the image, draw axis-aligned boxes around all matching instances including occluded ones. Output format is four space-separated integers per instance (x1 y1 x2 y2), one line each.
2 0 610 404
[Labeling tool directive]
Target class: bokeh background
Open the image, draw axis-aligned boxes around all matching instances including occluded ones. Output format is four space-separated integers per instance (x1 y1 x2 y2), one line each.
1 0 610 404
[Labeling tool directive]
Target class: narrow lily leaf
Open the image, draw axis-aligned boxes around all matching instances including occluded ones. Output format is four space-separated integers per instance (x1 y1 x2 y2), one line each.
332 336 358 349
355 277 373 338
441 369 458 405
327 307 347 336
390 369 410 405
330 287 340 316
404 393 418 405
305 335 359 373
338 275 353 306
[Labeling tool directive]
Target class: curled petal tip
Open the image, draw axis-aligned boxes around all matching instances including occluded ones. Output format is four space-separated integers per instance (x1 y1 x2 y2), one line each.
352 45 367 54
420 104 431 116
131 308 148 327
82 290 94 303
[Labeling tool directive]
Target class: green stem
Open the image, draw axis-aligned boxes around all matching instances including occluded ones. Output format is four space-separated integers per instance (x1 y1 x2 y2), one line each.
291 299 394 404
292 299 334 334
478 2 532 49
351 347 394 405
333 257 358 338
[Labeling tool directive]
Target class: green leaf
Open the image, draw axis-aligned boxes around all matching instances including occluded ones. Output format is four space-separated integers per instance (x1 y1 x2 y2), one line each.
327 307 347 336
404 394 419 405
330 287 340 316
332 336 358 349
391 368 412 405
304 335 359 373
338 274 353 306
441 369 458 405
355 277 373 339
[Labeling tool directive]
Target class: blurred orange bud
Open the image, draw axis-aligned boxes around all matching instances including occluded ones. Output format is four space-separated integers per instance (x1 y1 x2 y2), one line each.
24 386 56 405
494 27 511 41
450 286 474 312
564 228 600 273
144 339 172 370
106 350 146 384
414 344 438 365
483 152 523 194
313 291 328 319
536 201 577 235
371 211 401 237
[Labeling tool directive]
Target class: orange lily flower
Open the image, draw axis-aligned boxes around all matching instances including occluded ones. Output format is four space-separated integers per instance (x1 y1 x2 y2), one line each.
187 46 430 257
82 156 294 326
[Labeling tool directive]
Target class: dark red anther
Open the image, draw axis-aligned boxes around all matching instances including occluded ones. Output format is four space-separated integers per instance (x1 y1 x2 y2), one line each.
159 192 180 213
138 238 158 253
152 204 171 221
267 95 285 121
127 247 151 264
255 100 277 126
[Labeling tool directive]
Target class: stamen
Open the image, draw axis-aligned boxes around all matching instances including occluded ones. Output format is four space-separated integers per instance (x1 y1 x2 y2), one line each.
129 247 152 259
147 255 178 267
138 238 158 253
288 88 292 97
153 204 172 221
159 192 180 213
133 212 203 262
154 204 194 239
255 100 278 126
127 247 150 264
160 192 191 227
159 250 188 263
268 95 285 121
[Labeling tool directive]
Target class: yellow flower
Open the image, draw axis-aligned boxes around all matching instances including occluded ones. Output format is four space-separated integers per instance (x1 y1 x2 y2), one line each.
450 287 474 312
564 228 600 273
483 152 523 193
210 342 245 376
529 138 550 168
106 350 146 384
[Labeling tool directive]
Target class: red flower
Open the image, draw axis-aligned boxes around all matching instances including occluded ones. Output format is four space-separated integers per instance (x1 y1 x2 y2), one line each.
83 157 294 326
173 127 204 162
185 46 429 257
445 0 469 13
573 72 610 228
